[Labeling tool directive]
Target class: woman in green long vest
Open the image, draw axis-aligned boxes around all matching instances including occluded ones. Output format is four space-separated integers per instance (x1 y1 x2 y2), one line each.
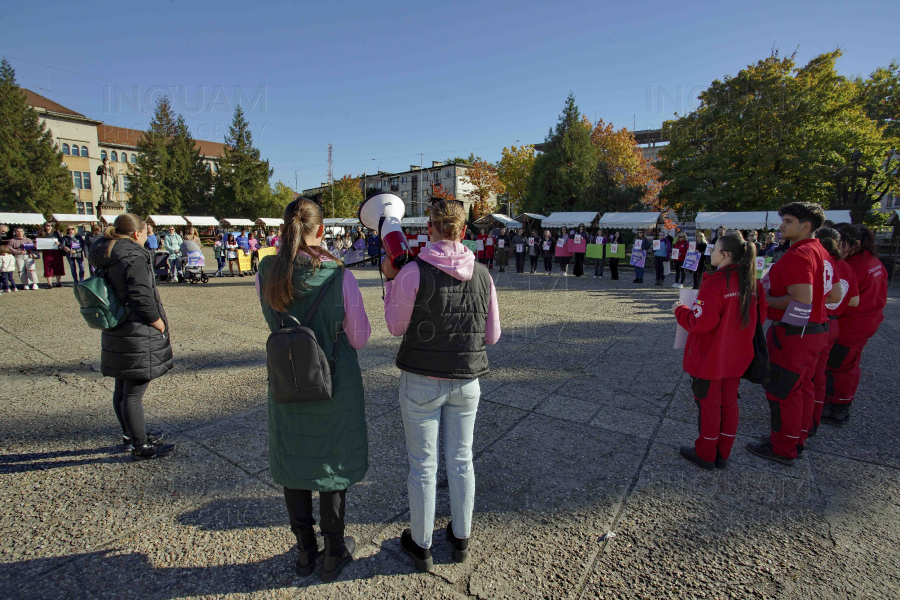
257 198 371 583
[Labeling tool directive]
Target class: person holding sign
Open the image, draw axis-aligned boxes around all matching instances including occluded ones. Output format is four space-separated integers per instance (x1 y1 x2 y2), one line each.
59 226 86 283
607 231 622 280
527 230 540 274
38 222 65 288
821 224 887 427
541 230 555 274
572 223 588 277
494 226 511 273
692 233 709 289
810 228 859 434
747 202 840 465
653 228 672 286
673 233 765 469
671 232 688 289
591 228 606 278
477 228 494 270
632 230 651 283
7 227 39 290
512 228 527 274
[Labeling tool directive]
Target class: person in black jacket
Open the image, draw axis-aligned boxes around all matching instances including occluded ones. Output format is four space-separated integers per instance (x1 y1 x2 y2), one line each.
89 214 175 461
692 231 708 289
84 223 103 276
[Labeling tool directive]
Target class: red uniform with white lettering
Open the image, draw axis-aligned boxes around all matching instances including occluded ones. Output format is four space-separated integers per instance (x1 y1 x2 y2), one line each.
675 265 767 462
811 260 858 427
764 238 833 458
826 250 887 406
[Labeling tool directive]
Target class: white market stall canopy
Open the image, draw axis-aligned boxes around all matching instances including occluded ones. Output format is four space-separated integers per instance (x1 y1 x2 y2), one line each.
322 218 344 226
695 211 768 230
597 212 662 230
339 218 361 226
0 212 46 226
256 218 284 228
485 214 522 228
541 212 599 228
51 213 99 223
823 210 851 224
148 215 188 227
219 218 255 227
515 213 548 221
184 216 219 228
401 216 430 227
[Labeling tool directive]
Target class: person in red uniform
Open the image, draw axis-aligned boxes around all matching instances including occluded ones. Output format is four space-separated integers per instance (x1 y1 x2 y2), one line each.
747 202 841 465
477 228 494 270
821 223 887 426
810 227 859 435
674 234 766 470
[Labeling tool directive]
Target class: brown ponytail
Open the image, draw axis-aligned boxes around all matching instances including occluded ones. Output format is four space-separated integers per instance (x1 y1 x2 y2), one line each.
262 198 339 313
103 213 146 257
815 227 842 261
717 233 757 328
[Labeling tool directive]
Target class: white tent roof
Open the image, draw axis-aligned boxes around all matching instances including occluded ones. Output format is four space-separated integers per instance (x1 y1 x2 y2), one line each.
148 215 188 227
695 211 769 230
541 212 599 227
51 213 99 223
219 218 255 227
515 213 548 221
256 217 284 227
823 210 851 224
401 216 430 226
322 218 344 226
338 218 360 226
490 214 522 228
0 212 46 226
597 212 661 229
184 216 219 227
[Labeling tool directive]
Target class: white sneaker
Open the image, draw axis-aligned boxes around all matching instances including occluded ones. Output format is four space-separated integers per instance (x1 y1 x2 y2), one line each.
31 284 39 290
671 283 679 288
677 283 684 289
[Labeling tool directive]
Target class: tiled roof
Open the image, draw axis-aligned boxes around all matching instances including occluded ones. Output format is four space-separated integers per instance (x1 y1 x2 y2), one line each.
22 89 86 118
97 123 227 158
195 139 227 158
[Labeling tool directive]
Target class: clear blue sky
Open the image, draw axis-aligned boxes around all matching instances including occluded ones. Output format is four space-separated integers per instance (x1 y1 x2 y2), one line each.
2 0 896 191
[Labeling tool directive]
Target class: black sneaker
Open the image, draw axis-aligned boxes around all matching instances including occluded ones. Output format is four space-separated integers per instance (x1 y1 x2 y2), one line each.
746 441 794 466
401 528 433 572
446 521 469 563
808 423 818 438
715 451 728 470
321 536 355 583
131 442 176 462
821 404 851 426
796 443 806 457
295 535 324 578
679 446 714 470
122 432 164 452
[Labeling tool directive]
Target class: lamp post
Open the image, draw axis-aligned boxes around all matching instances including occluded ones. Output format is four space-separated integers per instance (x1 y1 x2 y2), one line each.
363 158 374 198
833 150 878 224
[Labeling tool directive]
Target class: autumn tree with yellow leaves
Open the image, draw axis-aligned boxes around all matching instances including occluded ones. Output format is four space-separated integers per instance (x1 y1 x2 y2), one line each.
462 160 505 219
497 144 535 216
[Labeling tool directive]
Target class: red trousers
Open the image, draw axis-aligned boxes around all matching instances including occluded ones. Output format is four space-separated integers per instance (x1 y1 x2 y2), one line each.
811 319 840 427
825 338 868 406
692 376 740 462
764 324 829 458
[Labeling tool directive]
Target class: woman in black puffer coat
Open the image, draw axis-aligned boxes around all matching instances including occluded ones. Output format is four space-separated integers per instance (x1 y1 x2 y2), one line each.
88 214 175 461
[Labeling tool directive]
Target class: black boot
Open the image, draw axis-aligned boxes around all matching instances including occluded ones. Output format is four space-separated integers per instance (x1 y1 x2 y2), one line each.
821 403 851 426
401 528 433 572
131 442 176 462
320 536 355 583
715 450 728 469
122 431 163 452
746 441 794 466
446 521 469 563
679 446 714 470
295 530 324 578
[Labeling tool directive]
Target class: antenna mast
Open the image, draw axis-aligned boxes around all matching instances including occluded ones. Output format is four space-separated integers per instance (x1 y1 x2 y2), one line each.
328 143 334 217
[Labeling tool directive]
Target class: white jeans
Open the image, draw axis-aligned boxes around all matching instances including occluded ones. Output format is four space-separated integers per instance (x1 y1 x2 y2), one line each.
398 371 480 549
15 255 37 287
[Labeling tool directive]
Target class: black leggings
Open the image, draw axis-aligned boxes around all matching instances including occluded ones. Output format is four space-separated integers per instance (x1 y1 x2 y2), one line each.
113 378 149 445
655 258 665 281
530 255 539 273
284 487 347 546
609 258 619 279
543 255 553 273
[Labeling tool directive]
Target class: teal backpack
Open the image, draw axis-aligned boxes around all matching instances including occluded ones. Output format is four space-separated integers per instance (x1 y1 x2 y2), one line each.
73 255 131 330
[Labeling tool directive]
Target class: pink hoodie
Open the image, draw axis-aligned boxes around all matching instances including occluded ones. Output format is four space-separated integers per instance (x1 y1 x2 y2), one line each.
384 240 501 344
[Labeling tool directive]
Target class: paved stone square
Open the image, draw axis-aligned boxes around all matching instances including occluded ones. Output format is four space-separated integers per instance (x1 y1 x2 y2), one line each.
1 257 899 599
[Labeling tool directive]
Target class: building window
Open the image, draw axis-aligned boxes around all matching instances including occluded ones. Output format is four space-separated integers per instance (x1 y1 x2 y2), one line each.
82 172 92 189
128 153 134 163
62 143 70 155
111 151 117 162
73 171 82 189
445 170 451 178
77 201 94 215
80 146 88 157
402 191 408 198
100 150 107 160
123 175 131 191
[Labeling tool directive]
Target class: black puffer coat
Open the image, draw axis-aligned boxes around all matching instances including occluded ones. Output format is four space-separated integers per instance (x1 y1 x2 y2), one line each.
88 237 173 381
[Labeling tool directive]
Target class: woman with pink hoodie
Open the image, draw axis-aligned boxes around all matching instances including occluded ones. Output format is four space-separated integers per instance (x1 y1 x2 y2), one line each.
381 198 501 573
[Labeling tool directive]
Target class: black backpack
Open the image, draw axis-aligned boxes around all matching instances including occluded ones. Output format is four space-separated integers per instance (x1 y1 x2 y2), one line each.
742 291 771 386
266 281 339 404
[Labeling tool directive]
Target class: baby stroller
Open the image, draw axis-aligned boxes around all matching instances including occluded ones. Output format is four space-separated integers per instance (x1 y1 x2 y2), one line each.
180 242 209 284
153 251 173 284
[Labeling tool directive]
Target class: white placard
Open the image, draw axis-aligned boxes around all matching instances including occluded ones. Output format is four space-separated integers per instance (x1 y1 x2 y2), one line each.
516 244 524 253
498 239 505 248
557 238 565 247
476 240 484 251
610 243 618 254
674 288 701 349
486 238 493 246
543 242 551 250
36 238 58 250
653 240 661 251
574 234 582 244
528 237 535 245
756 257 766 271
634 239 642 249
688 241 696 253
671 249 680 260
417 235 428 244
704 245 713 256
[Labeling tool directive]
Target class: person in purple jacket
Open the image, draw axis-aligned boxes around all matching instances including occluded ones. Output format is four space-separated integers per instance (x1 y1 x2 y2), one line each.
381 197 501 573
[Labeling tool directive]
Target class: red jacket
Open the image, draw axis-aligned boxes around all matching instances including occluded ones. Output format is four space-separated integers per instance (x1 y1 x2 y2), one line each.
477 233 494 258
766 238 831 323
672 240 688 263
675 265 768 380
825 260 858 317
836 250 887 345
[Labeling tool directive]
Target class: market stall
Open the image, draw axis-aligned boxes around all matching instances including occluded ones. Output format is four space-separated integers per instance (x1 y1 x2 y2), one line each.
694 211 768 231
472 213 522 230
542 212 600 229
596 212 661 231
147 215 188 229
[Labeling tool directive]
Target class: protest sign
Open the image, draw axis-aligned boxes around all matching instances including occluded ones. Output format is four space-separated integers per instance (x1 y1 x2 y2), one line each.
606 243 624 258
671 248 680 260
630 249 647 268
36 238 58 250
462 240 478 253
476 239 484 251
566 238 587 253
674 289 700 349
585 244 604 259
688 241 696 253
682 251 701 271
652 240 661 251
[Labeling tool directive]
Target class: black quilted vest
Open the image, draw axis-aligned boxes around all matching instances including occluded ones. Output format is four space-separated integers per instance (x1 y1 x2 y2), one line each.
395 257 491 379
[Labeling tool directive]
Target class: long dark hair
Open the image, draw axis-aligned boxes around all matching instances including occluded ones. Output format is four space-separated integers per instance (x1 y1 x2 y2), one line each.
717 233 757 328
836 223 877 258
262 198 339 313
815 227 842 261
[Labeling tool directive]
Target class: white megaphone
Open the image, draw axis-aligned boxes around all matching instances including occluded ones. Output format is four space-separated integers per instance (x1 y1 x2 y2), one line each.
358 193 414 270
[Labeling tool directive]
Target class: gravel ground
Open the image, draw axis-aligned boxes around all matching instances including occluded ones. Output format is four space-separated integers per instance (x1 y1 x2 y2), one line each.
1 253 898 600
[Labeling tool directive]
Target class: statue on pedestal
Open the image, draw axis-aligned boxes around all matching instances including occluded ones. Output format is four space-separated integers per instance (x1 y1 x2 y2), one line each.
96 157 118 205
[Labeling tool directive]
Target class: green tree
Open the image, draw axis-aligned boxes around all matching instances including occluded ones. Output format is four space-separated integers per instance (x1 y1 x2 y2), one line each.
525 93 597 213
0 59 73 216
442 153 480 166
212 105 273 219
170 115 213 215
259 181 296 217
497 144 535 216
656 50 894 220
326 175 363 218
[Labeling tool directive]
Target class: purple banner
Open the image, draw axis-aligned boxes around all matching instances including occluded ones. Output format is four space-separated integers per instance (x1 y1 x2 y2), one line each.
782 301 812 327
630 249 647 268
682 251 701 271
23 242 35 251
